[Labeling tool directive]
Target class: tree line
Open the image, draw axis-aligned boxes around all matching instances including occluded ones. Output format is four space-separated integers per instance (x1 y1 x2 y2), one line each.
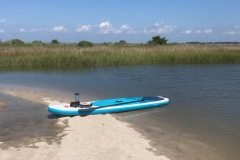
0 35 168 47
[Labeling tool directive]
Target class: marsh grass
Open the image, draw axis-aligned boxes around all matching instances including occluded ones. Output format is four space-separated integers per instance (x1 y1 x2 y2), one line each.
0 44 240 69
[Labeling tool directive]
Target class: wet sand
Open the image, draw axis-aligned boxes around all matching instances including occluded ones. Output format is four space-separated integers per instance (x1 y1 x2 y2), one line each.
0 101 4 111
122 114 225 160
0 92 64 149
0 88 170 160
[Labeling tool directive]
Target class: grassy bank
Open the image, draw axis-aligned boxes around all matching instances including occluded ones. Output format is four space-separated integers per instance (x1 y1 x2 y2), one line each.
0 44 240 68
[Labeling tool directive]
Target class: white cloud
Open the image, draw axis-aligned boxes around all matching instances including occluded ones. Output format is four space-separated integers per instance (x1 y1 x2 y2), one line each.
74 22 135 34
0 29 4 33
99 21 112 28
75 25 92 33
224 31 237 35
52 26 67 32
195 30 202 34
98 21 114 34
100 28 114 34
182 29 212 34
143 29 148 33
0 19 6 23
154 21 164 27
31 29 39 32
126 29 136 34
31 28 49 32
154 23 160 27
203 29 213 34
113 28 125 34
20 28 26 32
113 24 135 34
222 26 240 35
182 29 192 34
144 23 176 34
156 25 176 34
120 24 131 30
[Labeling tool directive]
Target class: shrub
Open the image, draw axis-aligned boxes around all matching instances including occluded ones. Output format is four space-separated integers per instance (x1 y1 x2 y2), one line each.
147 35 168 45
78 41 93 47
115 40 127 46
51 39 60 44
10 39 24 45
32 40 44 45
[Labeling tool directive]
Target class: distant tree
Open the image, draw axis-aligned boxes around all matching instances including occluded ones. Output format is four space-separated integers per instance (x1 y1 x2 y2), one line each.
118 40 127 45
51 39 60 44
78 40 93 47
32 40 44 45
10 39 24 45
102 42 112 45
147 35 168 45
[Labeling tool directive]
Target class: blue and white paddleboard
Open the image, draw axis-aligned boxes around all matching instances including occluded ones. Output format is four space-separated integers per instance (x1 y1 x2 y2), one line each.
48 96 169 116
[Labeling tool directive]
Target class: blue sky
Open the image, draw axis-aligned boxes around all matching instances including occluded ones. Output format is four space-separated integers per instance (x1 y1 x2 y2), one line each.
0 0 240 43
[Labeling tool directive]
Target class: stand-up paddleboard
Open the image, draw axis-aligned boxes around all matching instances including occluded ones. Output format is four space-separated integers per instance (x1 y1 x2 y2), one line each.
48 94 169 116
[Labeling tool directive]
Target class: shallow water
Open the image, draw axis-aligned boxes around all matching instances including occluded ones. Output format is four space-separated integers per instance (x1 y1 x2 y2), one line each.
0 65 239 159
0 92 62 148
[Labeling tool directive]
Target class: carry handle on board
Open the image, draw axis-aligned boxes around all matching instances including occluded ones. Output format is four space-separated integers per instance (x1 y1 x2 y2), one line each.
70 101 80 107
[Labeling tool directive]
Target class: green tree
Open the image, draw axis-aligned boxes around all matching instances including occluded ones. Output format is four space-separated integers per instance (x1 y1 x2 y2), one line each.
147 35 168 45
32 40 44 45
10 39 24 45
117 40 127 46
51 39 60 44
78 40 93 47
102 42 112 45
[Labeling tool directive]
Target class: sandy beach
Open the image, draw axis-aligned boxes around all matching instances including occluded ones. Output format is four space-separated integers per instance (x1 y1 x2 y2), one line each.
0 88 170 160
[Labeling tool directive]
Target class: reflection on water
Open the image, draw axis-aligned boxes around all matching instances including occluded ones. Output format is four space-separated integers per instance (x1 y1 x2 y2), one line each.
0 64 240 159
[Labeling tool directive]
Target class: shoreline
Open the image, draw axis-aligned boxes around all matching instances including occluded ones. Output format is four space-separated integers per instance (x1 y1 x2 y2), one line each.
0 87 170 160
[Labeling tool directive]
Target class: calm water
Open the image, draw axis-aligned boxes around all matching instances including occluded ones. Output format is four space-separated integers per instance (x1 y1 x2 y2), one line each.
0 65 239 159
0 92 62 148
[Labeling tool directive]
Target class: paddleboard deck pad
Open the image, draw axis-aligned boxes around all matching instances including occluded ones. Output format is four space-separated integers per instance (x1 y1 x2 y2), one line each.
48 96 169 116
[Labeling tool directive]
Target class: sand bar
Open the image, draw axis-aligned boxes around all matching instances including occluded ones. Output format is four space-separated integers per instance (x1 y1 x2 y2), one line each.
0 88 170 160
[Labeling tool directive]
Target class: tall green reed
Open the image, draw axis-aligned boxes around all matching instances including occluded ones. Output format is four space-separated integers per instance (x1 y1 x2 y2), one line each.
0 45 240 69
